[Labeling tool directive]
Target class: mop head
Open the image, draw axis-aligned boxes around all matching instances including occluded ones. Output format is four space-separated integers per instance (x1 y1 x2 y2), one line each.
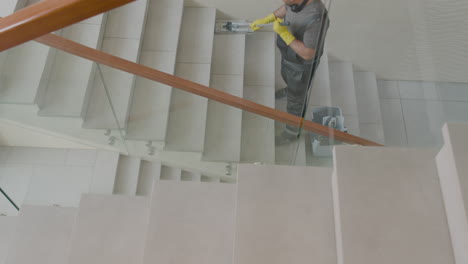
215 21 253 34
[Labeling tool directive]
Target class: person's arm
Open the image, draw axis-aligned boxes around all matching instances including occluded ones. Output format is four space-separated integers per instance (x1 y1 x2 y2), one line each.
250 5 286 31
274 18 318 61
289 40 316 61
273 5 287 19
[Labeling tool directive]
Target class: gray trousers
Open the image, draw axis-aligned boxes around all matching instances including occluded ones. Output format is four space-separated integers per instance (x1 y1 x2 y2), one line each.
281 58 312 136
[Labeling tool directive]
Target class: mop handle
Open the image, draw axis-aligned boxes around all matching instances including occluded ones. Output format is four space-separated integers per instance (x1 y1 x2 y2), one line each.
257 21 290 27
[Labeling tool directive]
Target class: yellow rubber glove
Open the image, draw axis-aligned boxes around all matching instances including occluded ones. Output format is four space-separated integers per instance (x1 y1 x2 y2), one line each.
250 13 276 31
274 18 296 45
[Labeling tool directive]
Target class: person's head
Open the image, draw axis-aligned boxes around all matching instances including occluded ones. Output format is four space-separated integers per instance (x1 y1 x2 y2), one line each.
282 0 311 13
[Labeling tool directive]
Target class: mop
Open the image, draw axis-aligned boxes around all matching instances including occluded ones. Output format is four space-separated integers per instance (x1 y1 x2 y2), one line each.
215 21 290 34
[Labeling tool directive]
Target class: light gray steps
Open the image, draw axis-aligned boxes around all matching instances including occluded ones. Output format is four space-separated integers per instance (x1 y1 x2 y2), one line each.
164 7 216 152
90 150 120 195
136 160 161 196
333 146 455 264
83 0 149 129
0 0 42 105
143 180 236 264
181 170 201 182
234 164 336 264
68 194 150 264
114 155 141 195
0 216 16 264
436 123 468 264
203 34 246 162
377 80 408 146
353 71 385 144
159 165 181 181
329 61 360 136
126 0 184 141
240 32 275 163
0 42 51 105
5 206 76 264
0 0 26 16
307 49 332 112
37 17 106 117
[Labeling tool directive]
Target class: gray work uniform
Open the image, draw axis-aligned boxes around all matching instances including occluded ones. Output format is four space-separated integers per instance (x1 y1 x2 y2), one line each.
277 0 330 135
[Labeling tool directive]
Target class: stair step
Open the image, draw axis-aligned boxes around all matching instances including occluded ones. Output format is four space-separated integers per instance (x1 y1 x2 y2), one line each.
329 61 360 135
4 206 76 264
0 42 51 105
333 146 455 264
164 7 216 152
68 194 150 264
353 71 385 144
241 32 275 163
114 155 141 195
0 0 26 16
181 170 201 181
126 0 184 141
83 0 149 129
436 123 468 264
0 216 16 264
307 50 332 111
143 181 236 264
159 165 181 181
203 34 245 162
90 150 120 195
0 0 37 104
136 160 161 196
377 81 408 146
37 18 106 118
234 164 336 264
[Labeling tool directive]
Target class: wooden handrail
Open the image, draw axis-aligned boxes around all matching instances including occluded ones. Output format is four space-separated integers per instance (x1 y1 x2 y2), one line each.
34 33 383 146
0 0 135 52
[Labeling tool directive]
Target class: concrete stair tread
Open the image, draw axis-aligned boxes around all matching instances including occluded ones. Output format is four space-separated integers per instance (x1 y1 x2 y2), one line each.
126 0 184 141
159 165 181 181
354 71 385 144
164 7 216 152
234 164 336 264
5 205 77 264
114 155 141 195
83 0 148 129
0 216 16 264
136 160 161 196
0 42 50 105
436 123 468 264
91 150 120 195
240 32 275 163
203 34 245 162
333 146 455 264
143 180 236 264
329 61 360 136
37 21 105 118
67 194 150 264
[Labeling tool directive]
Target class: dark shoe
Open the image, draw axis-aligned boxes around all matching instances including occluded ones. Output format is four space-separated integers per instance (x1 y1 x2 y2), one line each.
275 131 298 145
275 87 287 99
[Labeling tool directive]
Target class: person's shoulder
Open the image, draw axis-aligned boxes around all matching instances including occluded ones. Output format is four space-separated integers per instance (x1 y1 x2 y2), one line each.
306 0 327 12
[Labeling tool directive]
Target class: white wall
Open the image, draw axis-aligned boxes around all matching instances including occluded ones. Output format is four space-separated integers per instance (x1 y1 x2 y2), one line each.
378 80 468 147
0 147 116 216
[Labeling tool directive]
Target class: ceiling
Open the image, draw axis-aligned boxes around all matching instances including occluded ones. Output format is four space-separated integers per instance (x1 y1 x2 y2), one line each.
186 0 468 83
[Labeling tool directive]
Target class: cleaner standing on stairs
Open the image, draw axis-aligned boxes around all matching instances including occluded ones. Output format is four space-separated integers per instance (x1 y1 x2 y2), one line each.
251 0 330 144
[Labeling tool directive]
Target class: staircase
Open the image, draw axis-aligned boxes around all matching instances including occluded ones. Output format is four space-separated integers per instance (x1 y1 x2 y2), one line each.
0 146 232 217
0 0 390 170
1 122 467 264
